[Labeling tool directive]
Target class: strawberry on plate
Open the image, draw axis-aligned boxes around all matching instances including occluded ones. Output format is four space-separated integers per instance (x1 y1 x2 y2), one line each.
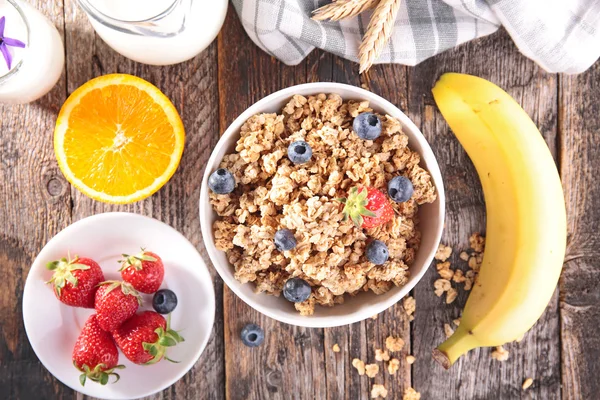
119 249 164 294
72 314 124 386
112 311 184 365
95 281 141 332
46 256 104 308
339 186 394 229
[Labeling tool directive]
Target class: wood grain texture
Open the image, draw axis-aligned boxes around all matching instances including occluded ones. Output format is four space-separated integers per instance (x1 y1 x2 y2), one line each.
407 30 562 399
559 62 600 400
0 1 72 399
61 1 225 399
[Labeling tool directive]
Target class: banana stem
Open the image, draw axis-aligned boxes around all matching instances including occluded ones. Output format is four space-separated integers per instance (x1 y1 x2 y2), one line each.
432 327 480 369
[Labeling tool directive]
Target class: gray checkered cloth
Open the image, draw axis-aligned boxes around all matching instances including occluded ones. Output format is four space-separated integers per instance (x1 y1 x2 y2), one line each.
231 0 600 74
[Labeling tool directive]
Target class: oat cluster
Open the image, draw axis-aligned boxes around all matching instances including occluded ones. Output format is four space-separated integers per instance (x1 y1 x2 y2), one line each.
211 93 436 315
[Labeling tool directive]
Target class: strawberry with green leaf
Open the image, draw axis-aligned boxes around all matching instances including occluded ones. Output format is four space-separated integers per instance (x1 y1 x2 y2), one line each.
119 249 164 294
72 314 124 386
339 186 394 229
46 256 104 308
112 311 184 365
94 281 142 332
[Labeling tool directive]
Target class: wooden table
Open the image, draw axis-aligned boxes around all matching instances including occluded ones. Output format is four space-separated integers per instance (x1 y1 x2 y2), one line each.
2 2 598 399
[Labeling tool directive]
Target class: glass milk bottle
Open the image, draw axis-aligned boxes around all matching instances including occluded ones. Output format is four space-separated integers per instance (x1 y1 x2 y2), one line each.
0 0 64 104
77 0 228 65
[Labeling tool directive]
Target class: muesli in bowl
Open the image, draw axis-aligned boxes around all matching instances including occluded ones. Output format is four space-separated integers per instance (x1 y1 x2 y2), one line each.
207 92 437 316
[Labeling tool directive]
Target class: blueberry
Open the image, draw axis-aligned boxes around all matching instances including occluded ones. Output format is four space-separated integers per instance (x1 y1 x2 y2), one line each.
388 176 414 203
283 278 312 303
208 168 235 194
287 141 312 164
274 229 297 251
353 112 382 140
152 289 178 314
241 323 264 347
366 240 389 265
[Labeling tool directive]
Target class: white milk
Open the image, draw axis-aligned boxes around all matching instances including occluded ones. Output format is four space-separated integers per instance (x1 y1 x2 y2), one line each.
84 0 227 65
0 0 64 104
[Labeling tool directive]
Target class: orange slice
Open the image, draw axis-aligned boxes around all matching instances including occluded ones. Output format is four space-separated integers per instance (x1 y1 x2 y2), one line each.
54 74 185 204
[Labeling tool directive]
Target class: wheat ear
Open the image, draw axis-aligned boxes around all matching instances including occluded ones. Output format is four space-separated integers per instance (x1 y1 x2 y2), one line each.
358 0 401 73
312 0 379 22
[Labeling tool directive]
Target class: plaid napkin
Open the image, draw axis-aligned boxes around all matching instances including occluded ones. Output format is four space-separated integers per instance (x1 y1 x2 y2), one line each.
231 0 600 74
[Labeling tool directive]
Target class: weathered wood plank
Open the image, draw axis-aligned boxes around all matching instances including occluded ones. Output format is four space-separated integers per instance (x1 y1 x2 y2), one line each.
60 1 225 399
408 30 561 399
0 1 72 399
559 62 600 400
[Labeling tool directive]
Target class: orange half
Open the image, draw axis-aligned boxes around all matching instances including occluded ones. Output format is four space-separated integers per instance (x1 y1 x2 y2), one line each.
54 74 185 204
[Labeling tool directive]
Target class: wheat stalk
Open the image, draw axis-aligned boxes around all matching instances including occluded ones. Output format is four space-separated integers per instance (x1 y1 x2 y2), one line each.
358 0 401 73
312 0 379 22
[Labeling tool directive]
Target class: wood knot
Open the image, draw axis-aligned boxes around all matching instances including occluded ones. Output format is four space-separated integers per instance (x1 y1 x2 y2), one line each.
46 177 64 197
266 369 282 390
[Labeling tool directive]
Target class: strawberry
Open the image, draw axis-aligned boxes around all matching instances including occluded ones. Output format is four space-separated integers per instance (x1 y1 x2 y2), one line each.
112 311 184 365
339 186 394 229
94 281 141 332
46 256 104 308
119 249 164 294
72 314 124 386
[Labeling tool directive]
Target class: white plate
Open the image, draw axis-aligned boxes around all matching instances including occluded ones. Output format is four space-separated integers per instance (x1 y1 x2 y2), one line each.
22 212 215 400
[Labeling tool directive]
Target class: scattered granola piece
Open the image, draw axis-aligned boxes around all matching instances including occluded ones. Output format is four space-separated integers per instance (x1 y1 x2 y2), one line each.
469 233 485 253
452 269 466 283
403 387 421 400
453 318 461 326
491 345 509 361
522 378 534 390
436 261 451 271
332 343 341 353
434 279 451 292
434 244 452 261
459 251 469 261
371 314 378 320
446 287 458 304
434 288 445 297
385 335 405 352
438 267 454 280
468 256 480 270
365 363 379 378
387 358 400 374
375 348 390 361
464 278 473 291
371 384 388 399
352 358 366 375
444 323 454 338
403 296 416 319
406 355 416 364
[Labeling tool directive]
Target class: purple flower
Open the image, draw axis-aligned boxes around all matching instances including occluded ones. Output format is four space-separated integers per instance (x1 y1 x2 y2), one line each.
0 16 26 70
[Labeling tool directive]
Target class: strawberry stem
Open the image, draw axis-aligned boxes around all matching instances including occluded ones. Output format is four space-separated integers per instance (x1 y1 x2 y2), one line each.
142 314 184 365
339 186 376 227
74 362 125 386
118 249 157 272
46 255 90 297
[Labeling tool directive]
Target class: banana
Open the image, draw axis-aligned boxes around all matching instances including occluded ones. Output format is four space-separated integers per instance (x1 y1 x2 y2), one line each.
430 73 567 368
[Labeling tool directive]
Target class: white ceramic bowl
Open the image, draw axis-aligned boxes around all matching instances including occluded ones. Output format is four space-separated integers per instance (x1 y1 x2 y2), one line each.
200 83 445 328
22 212 215 400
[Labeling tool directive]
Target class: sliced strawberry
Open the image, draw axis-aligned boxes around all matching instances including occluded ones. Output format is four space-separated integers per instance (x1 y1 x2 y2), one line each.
339 186 394 229
94 281 141 332
46 256 104 308
112 311 184 365
119 249 164 294
72 314 124 386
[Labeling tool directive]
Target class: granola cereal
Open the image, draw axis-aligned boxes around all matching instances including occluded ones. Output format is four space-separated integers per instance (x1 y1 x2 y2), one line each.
406 355 416 364
491 345 509 361
434 243 452 261
375 348 390 361
522 378 534 390
403 296 416 321
371 384 388 399
403 388 421 400
387 358 400 374
365 363 379 378
332 343 341 352
210 94 437 314
444 323 455 338
352 358 366 375
385 335 405 352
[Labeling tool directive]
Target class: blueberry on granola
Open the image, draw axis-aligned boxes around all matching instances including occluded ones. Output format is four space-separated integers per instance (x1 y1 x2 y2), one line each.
388 176 414 203
241 324 264 347
208 168 235 194
274 229 297 251
283 278 312 303
366 240 389 265
287 141 312 164
353 112 382 140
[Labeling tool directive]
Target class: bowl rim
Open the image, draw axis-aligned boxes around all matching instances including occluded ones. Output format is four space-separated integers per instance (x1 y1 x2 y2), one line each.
200 82 445 328
22 212 216 399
